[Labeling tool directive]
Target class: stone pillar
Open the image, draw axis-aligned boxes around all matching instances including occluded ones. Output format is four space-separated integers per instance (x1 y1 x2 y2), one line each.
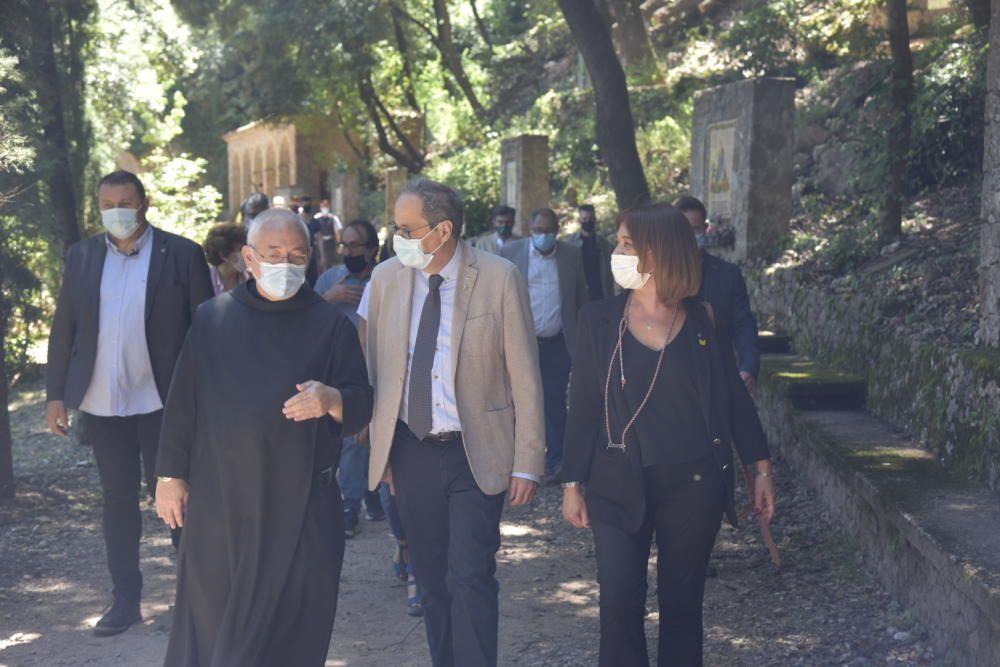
330 169 361 224
979 0 1000 347
501 134 550 237
690 78 796 262
385 167 408 227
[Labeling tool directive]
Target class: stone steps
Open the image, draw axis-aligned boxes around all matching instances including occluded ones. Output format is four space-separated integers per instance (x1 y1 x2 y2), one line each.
757 352 1000 665
764 354 866 410
756 330 793 355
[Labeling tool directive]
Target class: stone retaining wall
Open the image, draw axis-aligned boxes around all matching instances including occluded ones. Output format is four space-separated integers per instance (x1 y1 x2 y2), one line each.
746 264 1000 496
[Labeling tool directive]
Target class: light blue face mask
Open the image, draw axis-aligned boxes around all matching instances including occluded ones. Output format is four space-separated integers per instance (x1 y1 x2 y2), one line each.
695 232 707 248
532 233 556 254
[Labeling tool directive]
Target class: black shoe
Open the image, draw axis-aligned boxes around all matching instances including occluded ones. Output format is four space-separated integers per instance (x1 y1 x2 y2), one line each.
344 513 360 538
94 599 141 637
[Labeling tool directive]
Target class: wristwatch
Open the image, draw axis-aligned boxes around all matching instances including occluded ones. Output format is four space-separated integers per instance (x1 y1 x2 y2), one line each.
561 481 581 489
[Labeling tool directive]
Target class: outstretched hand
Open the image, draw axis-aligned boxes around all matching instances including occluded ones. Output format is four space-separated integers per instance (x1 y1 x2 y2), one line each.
283 381 343 422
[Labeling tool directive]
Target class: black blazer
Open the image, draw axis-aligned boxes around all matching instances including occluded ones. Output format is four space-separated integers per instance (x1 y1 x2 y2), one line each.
699 251 760 380
46 227 214 409
561 293 770 533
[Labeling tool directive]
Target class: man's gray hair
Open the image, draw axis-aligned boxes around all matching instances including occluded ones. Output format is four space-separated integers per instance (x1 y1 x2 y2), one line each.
400 178 464 229
247 207 310 246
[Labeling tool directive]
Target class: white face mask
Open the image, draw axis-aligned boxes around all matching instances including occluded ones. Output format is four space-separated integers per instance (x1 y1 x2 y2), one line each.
394 230 445 270
101 207 140 240
610 254 651 291
255 260 307 300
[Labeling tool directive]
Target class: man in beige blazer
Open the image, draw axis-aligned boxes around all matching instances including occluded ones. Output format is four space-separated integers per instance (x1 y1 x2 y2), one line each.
471 204 519 255
358 178 544 667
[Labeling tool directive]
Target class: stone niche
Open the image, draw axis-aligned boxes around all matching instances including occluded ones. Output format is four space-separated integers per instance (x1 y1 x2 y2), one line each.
501 134 550 237
690 77 796 262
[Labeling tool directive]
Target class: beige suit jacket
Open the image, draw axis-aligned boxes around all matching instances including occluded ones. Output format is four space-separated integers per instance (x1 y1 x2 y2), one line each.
472 231 519 256
363 240 545 495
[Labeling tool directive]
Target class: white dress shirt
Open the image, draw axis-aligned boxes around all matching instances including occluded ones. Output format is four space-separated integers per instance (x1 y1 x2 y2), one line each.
527 243 563 338
359 249 462 435
79 226 163 417
358 249 540 483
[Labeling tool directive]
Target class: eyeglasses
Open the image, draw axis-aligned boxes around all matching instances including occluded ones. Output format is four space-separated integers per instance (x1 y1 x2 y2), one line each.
248 244 309 266
338 242 373 252
389 221 437 240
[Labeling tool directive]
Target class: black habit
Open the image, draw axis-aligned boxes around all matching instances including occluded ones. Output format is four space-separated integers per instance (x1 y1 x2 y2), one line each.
156 281 373 667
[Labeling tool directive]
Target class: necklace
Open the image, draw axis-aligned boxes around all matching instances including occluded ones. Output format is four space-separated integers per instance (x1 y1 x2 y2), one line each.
604 296 680 450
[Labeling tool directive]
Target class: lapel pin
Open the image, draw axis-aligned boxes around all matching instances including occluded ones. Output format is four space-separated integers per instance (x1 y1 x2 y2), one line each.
698 333 708 347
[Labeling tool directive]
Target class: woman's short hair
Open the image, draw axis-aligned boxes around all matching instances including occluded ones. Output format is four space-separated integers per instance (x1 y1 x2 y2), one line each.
616 203 702 303
203 223 248 266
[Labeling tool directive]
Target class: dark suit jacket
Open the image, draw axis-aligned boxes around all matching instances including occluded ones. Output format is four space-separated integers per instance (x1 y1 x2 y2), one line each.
699 251 760 380
46 226 214 409
561 293 770 533
500 238 589 352
564 231 615 300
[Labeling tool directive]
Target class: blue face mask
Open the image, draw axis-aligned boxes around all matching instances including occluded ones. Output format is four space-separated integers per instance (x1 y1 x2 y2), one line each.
532 233 556 254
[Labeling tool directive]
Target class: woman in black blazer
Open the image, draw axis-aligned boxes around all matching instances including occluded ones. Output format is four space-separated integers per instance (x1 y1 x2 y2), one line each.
560 203 776 667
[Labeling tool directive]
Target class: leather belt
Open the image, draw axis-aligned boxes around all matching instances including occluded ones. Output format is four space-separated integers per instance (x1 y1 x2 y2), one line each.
396 420 462 444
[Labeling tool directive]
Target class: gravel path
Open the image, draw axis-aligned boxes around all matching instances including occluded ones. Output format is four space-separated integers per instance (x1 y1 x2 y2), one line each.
0 382 958 666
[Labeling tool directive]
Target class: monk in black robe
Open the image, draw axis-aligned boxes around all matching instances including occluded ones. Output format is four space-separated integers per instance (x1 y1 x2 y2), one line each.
154 209 373 667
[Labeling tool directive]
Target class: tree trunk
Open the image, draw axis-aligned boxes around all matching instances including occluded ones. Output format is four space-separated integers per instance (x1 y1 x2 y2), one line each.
604 0 656 79
389 2 423 113
431 0 487 117
881 0 914 241
356 72 426 173
557 0 650 210
979 0 1000 346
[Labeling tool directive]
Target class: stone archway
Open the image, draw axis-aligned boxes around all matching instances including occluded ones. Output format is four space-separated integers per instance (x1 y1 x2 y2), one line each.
252 147 263 193
278 138 291 188
265 142 277 196
230 152 242 212
242 150 252 204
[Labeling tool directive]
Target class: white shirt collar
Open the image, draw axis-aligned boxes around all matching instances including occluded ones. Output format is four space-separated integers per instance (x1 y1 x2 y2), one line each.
105 224 153 257
421 241 463 283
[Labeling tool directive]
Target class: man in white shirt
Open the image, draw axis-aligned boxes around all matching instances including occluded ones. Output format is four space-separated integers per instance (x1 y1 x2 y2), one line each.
44 170 213 636
359 178 544 667
501 208 588 480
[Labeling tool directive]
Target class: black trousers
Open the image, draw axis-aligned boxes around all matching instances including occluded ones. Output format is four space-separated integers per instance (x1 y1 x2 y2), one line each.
591 457 725 667
389 424 506 667
83 410 179 603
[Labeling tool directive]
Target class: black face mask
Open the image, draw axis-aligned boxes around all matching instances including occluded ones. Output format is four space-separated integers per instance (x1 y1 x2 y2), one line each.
344 254 370 275
580 220 596 233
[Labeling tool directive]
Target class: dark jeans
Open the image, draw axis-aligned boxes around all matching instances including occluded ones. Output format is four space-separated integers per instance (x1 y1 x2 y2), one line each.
379 481 406 542
591 457 725 667
83 410 179 603
538 333 571 473
337 435 381 519
390 424 505 667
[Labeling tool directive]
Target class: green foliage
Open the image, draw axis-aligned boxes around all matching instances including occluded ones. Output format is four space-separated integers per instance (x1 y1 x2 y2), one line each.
635 98 692 203
907 24 987 191
720 0 878 80
426 138 501 238
143 150 223 240
0 217 45 381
